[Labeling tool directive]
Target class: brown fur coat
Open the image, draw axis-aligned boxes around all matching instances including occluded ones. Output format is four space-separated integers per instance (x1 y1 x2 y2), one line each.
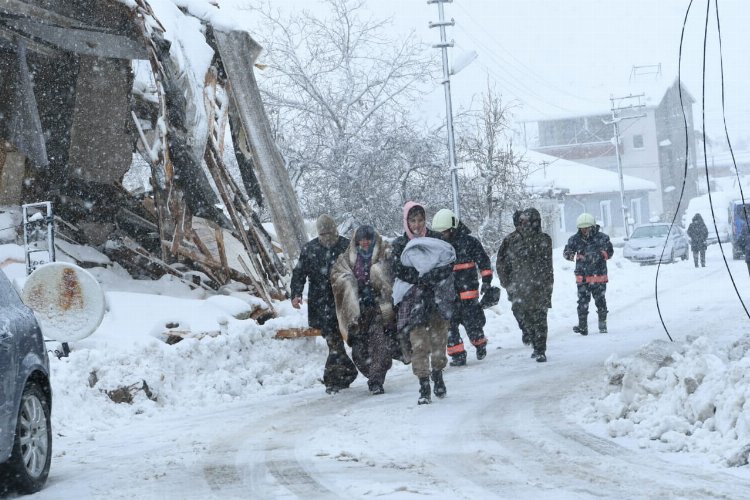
331 232 395 344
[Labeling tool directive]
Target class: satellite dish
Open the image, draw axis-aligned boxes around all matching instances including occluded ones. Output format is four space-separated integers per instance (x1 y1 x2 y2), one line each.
21 262 106 342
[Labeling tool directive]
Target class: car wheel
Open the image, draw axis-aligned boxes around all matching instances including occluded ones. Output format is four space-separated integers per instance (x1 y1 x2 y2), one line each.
0 381 51 494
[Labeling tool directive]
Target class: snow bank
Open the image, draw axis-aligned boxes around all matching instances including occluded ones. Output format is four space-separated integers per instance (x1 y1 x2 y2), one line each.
585 335 750 467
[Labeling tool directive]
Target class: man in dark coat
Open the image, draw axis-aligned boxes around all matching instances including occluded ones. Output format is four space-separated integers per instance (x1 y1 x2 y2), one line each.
291 214 357 393
431 208 493 366
496 208 553 362
563 213 614 335
687 213 708 267
496 210 530 345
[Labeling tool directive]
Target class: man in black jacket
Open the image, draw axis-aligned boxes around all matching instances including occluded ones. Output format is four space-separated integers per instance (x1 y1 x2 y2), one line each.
563 213 614 335
432 209 493 366
291 214 357 393
497 208 553 362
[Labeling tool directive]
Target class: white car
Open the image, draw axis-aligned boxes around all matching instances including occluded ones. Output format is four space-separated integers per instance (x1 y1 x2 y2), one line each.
623 223 690 264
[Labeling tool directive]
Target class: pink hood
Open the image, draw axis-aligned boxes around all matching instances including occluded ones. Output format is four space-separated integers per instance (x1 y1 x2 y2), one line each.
402 201 427 240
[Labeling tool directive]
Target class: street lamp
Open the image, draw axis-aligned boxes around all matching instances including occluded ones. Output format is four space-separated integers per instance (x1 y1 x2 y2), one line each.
428 0 476 220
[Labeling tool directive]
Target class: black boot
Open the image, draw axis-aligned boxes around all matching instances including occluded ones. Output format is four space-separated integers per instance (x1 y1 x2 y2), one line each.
476 344 487 360
573 314 588 335
418 377 432 405
431 369 446 398
449 351 467 367
598 311 608 333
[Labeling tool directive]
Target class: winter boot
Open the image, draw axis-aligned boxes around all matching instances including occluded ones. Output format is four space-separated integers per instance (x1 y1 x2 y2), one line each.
449 351 467 367
431 369 446 398
535 352 547 362
597 311 608 333
572 314 588 336
418 377 432 405
476 344 487 360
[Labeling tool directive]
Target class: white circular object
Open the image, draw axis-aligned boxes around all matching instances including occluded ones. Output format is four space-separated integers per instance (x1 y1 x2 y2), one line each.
22 262 105 342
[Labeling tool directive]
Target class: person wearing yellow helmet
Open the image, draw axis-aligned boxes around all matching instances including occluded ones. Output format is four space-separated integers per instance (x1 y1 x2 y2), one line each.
432 208 494 366
563 213 614 335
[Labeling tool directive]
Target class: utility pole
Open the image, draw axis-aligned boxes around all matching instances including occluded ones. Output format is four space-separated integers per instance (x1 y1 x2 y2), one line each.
603 94 646 238
428 0 461 218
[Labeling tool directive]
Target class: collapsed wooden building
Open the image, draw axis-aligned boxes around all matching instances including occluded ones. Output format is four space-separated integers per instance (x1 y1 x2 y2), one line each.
0 0 308 307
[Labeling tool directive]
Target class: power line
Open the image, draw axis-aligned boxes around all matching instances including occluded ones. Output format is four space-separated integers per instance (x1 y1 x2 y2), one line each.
453 2 601 105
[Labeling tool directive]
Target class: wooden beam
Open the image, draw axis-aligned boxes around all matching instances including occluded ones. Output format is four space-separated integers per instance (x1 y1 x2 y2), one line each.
0 25 60 58
7 18 147 60
213 30 308 264
0 0 90 29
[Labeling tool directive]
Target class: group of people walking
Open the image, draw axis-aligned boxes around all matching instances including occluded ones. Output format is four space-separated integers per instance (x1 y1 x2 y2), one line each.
290 204 613 404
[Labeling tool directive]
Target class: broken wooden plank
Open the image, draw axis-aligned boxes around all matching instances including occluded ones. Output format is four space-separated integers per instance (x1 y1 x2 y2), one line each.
213 30 308 264
273 327 321 340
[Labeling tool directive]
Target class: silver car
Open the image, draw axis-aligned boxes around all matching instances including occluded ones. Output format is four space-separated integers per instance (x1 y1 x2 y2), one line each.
0 271 52 494
623 223 690 264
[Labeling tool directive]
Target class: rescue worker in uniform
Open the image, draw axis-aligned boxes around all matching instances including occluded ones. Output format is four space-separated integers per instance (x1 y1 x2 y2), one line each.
431 208 493 366
563 213 614 335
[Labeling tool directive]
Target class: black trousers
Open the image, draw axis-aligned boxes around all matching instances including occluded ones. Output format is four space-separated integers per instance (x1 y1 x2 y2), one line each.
514 304 548 353
447 298 486 355
320 321 357 389
576 283 607 317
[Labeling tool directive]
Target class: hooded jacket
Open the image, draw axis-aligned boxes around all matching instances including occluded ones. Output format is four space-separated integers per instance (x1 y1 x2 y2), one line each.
687 214 709 251
497 208 553 308
331 231 394 344
391 202 442 284
563 224 614 283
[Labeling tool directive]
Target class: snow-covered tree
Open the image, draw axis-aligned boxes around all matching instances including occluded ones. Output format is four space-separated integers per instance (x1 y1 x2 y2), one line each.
245 0 442 234
455 84 529 250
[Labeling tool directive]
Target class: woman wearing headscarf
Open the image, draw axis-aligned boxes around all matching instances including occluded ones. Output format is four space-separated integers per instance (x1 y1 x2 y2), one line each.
331 225 395 395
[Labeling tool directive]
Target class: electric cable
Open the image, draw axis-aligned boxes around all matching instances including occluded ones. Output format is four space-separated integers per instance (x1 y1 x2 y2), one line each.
653 0 696 342
706 0 750 318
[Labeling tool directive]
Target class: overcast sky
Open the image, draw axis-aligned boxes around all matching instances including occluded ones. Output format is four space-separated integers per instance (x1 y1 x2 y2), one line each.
230 0 750 144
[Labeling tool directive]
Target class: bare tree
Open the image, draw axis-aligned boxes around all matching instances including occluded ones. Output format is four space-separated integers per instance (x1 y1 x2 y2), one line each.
455 83 529 250
244 0 442 234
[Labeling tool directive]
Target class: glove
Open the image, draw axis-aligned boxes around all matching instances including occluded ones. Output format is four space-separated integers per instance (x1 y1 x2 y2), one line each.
418 265 451 286
480 282 491 295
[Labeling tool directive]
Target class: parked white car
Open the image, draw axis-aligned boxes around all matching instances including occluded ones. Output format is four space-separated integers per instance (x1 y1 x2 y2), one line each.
623 223 690 264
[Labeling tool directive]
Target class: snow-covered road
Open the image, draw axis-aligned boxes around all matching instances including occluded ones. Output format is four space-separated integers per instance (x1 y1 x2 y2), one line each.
27 248 750 499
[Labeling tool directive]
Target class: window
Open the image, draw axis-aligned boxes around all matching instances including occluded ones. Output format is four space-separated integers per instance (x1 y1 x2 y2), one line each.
632 134 644 149
600 200 612 228
630 198 642 225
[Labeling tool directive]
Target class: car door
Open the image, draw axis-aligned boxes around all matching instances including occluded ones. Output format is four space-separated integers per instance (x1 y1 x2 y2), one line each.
0 308 18 441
